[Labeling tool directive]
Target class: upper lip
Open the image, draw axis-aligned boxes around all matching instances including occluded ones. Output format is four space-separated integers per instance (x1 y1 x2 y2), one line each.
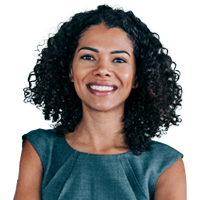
87 82 117 88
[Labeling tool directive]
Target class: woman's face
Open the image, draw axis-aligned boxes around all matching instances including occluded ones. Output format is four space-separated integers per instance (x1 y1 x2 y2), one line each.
70 24 137 112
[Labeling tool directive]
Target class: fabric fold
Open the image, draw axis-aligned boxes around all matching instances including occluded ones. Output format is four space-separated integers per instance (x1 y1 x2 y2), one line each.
119 154 148 199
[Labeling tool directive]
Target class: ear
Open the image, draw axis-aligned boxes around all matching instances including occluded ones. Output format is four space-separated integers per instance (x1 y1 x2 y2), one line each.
132 76 138 89
69 66 74 82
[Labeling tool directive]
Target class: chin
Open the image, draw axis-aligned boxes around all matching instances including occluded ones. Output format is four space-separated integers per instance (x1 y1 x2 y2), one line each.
83 101 124 113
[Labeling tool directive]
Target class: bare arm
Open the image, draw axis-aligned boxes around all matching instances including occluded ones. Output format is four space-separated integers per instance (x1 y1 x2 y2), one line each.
154 158 187 200
14 139 43 200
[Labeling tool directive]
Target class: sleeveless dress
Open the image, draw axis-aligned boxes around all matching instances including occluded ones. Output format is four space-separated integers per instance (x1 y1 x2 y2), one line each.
22 128 183 200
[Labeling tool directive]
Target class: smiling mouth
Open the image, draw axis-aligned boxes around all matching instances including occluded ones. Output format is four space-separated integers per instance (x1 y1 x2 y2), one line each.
87 83 118 96
88 85 116 91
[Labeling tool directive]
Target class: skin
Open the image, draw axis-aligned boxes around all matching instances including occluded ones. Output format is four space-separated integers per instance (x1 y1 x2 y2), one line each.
14 24 187 199
67 23 137 153
14 140 43 200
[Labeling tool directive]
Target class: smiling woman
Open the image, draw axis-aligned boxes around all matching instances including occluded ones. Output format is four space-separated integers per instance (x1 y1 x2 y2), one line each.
14 5 186 200
70 24 136 112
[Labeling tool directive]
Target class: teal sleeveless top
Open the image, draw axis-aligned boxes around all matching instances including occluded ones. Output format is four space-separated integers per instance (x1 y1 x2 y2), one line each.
22 129 183 200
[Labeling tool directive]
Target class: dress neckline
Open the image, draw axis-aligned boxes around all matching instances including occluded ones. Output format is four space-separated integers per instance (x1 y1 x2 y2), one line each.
62 135 132 156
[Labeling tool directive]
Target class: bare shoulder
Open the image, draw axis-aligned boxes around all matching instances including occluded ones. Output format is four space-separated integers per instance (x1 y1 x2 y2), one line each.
154 158 187 200
14 139 43 200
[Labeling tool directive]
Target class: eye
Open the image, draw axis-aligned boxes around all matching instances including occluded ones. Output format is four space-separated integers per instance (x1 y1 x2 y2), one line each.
113 58 126 63
81 55 95 61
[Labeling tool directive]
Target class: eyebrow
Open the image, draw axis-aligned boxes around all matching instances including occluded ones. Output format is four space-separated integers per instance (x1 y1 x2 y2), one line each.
111 50 130 56
78 47 130 56
78 47 98 53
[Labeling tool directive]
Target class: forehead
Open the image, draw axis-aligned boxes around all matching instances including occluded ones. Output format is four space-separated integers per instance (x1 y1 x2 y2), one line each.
77 24 133 52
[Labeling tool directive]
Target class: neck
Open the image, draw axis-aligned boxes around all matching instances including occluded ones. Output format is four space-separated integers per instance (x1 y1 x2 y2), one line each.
68 103 128 152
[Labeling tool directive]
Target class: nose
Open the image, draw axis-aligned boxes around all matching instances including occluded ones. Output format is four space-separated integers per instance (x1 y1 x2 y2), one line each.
93 60 113 78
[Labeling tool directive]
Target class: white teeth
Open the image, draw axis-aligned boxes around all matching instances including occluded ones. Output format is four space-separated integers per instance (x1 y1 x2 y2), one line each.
90 85 115 91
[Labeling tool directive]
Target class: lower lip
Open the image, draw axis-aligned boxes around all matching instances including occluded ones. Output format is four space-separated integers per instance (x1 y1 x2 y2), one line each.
87 87 117 96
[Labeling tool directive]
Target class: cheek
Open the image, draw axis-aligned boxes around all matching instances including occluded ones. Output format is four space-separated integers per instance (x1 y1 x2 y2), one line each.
119 68 135 88
124 73 131 81
72 66 89 95
73 66 89 84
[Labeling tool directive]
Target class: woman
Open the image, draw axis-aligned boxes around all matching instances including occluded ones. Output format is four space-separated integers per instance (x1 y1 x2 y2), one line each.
14 5 186 200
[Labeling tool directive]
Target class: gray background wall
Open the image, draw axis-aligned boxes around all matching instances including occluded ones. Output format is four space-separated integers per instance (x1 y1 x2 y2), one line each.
21 2 195 199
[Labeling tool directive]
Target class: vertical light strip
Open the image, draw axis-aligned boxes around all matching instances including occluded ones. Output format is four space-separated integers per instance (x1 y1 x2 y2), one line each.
15 2 21 186
1 2 17 200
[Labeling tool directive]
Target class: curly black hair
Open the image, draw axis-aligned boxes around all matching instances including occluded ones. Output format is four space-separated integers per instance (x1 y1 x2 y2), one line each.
23 5 182 155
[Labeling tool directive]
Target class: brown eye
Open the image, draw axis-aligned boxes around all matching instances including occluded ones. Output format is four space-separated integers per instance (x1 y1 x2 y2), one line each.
113 58 126 63
81 55 95 60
